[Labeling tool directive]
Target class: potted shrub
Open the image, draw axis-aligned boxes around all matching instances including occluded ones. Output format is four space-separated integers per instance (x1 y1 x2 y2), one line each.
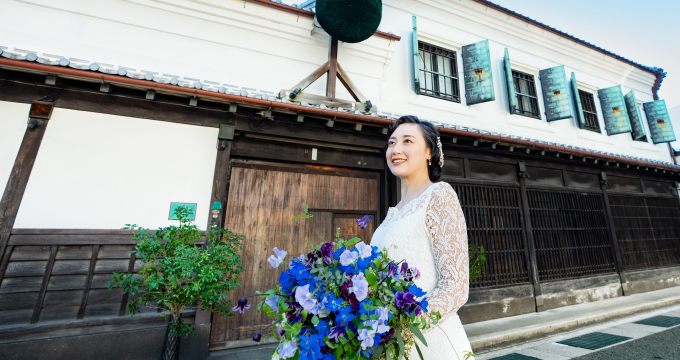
109 206 244 360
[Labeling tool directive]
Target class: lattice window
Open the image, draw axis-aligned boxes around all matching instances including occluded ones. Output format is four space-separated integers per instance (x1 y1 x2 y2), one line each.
418 42 460 102
610 196 680 270
451 184 530 288
579 90 601 133
528 191 615 281
512 70 540 119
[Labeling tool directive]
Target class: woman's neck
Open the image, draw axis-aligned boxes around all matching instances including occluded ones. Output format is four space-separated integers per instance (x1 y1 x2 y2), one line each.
399 174 433 204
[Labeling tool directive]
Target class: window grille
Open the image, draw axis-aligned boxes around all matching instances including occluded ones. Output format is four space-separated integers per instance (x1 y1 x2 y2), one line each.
451 184 530 288
528 191 616 281
418 42 460 102
579 90 601 132
610 196 680 270
512 70 541 119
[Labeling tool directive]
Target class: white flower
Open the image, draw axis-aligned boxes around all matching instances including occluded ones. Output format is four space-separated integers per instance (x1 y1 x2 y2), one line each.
339 249 359 266
355 242 373 258
267 247 287 268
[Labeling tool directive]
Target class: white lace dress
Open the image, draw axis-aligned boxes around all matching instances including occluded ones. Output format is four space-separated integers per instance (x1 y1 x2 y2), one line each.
370 181 472 360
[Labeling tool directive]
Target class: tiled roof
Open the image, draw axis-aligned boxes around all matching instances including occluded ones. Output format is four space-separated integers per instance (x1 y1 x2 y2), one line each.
1 46 677 171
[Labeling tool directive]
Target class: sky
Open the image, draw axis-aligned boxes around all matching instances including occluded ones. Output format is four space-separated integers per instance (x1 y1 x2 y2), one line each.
286 0 680 141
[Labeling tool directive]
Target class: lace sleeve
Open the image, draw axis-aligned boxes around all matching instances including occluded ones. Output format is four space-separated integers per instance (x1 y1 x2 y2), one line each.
424 183 469 319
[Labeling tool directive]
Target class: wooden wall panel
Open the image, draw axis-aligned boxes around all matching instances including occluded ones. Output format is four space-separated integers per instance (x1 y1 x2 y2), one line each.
210 162 379 348
469 160 517 183
564 171 599 189
642 180 673 195
608 176 642 193
525 166 563 187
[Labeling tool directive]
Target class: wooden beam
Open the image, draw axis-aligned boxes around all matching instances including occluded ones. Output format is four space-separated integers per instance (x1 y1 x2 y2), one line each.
0 115 50 269
291 62 330 93
206 141 233 232
326 37 339 98
336 63 368 103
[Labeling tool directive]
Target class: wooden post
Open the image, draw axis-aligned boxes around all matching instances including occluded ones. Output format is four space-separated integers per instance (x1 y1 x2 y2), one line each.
599 172 628 295
518 172 544 311
326 37 339 98
0 117 50 266
206 141 233 233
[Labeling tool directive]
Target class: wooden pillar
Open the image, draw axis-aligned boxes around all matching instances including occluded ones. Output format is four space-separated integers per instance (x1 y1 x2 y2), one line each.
326 37 339 98
0 112 50 265
517 164 544 311
599 171 628 295
205 140 233 233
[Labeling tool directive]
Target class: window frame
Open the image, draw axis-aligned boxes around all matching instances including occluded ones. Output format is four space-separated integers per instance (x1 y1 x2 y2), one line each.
511 69 541 119
578 89 602 133
417 41 461 103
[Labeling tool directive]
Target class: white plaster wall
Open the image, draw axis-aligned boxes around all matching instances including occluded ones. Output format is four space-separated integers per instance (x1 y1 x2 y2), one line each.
0 101 29 197
13 108 218 229
0 0 672 162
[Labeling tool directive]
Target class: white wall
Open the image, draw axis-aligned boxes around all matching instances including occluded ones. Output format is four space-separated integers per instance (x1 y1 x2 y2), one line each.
13 108 218 229
0 0 671 162
0 101 29 197
670 105 680 151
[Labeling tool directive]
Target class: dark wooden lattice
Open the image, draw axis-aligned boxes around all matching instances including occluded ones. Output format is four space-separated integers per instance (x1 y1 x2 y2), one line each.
451 184 530 288
610 195 680 270
528 191 615 281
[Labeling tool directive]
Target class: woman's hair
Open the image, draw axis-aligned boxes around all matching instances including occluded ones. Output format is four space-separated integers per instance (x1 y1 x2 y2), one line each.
384 115 442 182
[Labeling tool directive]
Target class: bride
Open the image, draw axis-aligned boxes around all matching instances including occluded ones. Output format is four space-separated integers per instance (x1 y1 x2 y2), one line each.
370 115 473 359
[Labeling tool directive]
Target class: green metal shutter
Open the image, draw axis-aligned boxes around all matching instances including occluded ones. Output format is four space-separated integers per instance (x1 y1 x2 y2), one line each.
412 16 421 95
597 85 632 135
503 48 517 113
644 100 677 144
462 39 495 105
623 90 646 141
571 72 586 129
539 65 572 121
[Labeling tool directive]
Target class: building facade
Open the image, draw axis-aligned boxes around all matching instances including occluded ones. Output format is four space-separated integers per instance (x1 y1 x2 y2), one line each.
1 0 679 358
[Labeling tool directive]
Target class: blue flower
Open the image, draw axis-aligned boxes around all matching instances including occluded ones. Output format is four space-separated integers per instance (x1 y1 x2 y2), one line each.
317 319 331 337
323 293 343 312
356 215 371 229
332 246 346 261
298 333 322 360
339 249 359 266
336 305 355 324
408 284 427 298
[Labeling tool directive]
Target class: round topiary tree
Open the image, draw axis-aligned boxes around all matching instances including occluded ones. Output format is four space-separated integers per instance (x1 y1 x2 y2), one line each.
316 0 382 43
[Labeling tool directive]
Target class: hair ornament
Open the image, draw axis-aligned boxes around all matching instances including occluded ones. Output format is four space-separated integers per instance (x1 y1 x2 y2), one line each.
436 137 444 167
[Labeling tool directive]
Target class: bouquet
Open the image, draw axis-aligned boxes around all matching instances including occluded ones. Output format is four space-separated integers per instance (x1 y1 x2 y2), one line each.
232 206 463 360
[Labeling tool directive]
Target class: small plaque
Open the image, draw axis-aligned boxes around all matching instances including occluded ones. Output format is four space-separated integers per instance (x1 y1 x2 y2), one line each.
169 202 197 220
211 201 223 210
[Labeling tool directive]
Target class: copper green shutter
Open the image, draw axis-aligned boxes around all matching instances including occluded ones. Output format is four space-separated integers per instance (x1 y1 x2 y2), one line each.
539 65 572 121
412 16 421 95
503 48 517 113
462 40 494 105
644 100 677 144
571 72 586 129
624 90 646 141
597 85 631 135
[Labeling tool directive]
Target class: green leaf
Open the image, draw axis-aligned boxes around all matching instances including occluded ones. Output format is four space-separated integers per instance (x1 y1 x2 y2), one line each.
304 204 309 214
333 346 343 359
414 342 425 360
311 315 319 326
292 215 302 219
365 272 377 286
324 339 337 349
301 310 308 322
409 324 427 347
346 327 355 339
345 237 362 247
369 314 379 320
396 331 405 357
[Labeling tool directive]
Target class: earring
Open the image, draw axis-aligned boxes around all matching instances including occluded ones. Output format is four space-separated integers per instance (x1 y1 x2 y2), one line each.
428 158 431 166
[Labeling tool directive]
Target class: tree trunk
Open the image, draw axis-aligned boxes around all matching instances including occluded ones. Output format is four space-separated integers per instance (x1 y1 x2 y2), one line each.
160 315 181 360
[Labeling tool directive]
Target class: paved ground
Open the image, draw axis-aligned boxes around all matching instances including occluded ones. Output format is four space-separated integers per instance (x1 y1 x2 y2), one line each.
476 304 680 360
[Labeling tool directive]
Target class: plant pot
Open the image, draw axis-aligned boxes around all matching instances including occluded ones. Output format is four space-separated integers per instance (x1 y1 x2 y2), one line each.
160 316 181 360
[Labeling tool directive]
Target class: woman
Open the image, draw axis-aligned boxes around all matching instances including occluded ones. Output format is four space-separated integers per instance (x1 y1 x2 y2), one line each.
370 115 472 359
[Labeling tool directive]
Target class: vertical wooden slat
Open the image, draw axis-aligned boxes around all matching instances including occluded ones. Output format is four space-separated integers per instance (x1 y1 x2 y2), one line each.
118 249 137 316
519 177 542 311
31 245 57 323
78 244 100 319
0 245 14 285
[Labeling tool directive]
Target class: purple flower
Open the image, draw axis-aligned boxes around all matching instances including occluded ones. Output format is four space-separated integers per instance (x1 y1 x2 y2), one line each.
232 297 250 314
349 273 369 302
379 328 395 345
410 267 421 280
252 332 262 342
328 323 346 342
356 215 371 229
267 247 288 268
339 249 359 266
399 262 409 277
387 263 396 277
320 242 333 264
395 291 416 308
276 326 285 337
355 242 373 258
295 284 317 311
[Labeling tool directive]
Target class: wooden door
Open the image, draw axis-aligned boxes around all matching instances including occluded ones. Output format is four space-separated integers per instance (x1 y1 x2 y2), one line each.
209 160 379 349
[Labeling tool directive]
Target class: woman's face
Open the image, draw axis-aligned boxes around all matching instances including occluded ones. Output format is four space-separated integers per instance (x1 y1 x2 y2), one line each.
386 123 431 179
